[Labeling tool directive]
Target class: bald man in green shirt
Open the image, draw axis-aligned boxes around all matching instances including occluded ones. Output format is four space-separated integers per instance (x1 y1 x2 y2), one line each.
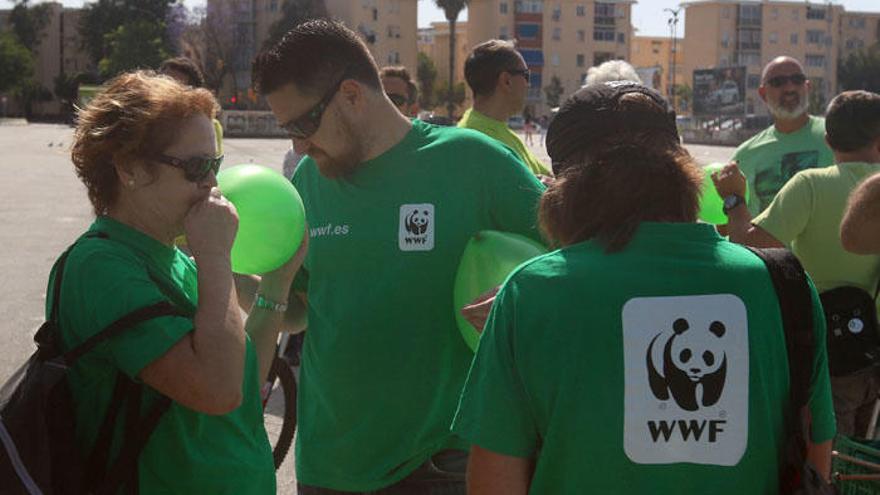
459 39 552 178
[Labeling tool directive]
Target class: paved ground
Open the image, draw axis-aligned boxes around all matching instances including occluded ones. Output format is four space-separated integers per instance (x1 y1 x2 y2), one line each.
0 123 735 494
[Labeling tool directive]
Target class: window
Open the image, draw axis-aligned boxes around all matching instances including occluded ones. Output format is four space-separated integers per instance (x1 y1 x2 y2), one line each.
721 32 730 48
849 18 866 29
372 7 378 21
806 30 823 44
806 6 826 20
790 32 798 44
617 32 625 44
595 2 615 25
722 7 730 19
551 53 560 66
552 5 561 21
516 23 540 39
577 29 585 42
500 2 508 14
387 25 400 38
594 52 614 66
387 0 399 13
387 51 400 64
738 4 761 26
747 73 761 88
552 27 561 40
515 0 542 13
771 8 778 20
769 32 778 44
791 9 799 21
736 52 761 66
805 54 825 67
576 5 585 17
846 38 865 50
500 26 509 40
576 54 585 67
737 28 761 50
594 26 615 41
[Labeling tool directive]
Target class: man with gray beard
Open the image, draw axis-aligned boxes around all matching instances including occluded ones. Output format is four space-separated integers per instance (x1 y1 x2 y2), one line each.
727 57 834 216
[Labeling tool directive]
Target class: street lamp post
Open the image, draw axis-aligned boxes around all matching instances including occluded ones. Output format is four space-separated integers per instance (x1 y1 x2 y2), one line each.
664 8 681 111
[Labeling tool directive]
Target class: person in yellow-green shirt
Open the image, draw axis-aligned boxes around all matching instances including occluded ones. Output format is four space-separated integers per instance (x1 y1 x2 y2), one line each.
459 39 552 178
714 90 880 438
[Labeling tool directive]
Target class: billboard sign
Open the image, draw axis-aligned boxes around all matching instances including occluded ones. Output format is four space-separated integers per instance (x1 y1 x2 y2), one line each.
692 67 747 117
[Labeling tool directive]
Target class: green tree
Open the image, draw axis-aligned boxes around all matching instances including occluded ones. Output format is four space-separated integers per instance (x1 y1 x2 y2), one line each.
543 75 564 108
674 84 692 113
416 52 437 110
54 72 98 119
8 0 50 49
264 0 327 49
80 0 174 68
0 33 34 94
98 20 170 79
838 43 880 93
434 0 467 117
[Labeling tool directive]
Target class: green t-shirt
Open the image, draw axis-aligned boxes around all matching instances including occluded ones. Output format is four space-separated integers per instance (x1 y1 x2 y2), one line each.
755 162 880 295
733 116 834 216
291 119 545 491
453 222 835 495
50 216 275 494
458 108 552 176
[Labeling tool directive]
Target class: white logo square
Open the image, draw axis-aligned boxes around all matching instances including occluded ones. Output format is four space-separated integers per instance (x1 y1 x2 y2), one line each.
399 204 434 251
622 294 749 466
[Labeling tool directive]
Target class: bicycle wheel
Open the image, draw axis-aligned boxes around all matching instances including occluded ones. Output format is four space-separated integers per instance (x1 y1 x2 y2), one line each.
263 356 297 470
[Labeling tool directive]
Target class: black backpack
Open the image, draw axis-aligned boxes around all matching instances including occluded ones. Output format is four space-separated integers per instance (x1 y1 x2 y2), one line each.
748 247 834 495
0 234 183 494
820 284 880 377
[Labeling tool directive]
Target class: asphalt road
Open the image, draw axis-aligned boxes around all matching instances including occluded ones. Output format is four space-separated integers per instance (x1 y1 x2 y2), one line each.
0 122 736 494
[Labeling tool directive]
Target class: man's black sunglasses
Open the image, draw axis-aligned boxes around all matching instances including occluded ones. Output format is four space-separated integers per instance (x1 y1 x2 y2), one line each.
155 154 224 182
281 72 348 140
387 92 408 108
507 68 531 80
766 73 807 88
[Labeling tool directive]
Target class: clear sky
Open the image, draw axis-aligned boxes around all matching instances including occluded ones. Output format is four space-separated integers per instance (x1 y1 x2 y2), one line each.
3 0 879 38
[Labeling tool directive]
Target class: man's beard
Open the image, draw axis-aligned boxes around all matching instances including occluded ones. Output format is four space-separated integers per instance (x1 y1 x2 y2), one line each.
312 115 365 179
767 92 809 120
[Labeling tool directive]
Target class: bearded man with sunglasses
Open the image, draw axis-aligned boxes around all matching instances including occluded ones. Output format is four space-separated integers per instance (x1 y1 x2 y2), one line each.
458 39 552 178
727 56 834 216
252 20 545 494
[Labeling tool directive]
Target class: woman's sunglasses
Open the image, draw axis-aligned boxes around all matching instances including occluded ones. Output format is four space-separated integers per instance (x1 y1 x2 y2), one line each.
155 154 224 182
387 92 408 108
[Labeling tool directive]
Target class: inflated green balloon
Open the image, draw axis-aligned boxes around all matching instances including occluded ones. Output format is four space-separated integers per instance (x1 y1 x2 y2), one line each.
698 163 728 225
217 164 305 275
454 231 547 351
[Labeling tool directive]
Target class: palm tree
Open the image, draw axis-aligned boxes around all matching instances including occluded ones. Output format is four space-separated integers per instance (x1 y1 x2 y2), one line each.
434 0 467 117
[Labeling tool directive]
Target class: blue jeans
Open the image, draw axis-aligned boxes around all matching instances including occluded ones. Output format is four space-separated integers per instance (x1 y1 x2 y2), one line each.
297 449 467 495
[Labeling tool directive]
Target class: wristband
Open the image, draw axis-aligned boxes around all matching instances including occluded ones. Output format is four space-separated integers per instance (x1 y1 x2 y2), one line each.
255 293 288 313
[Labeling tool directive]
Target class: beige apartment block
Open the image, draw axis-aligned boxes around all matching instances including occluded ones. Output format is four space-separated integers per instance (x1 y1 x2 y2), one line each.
418 21 472 113
0 1 93 117
467 0 635 116
630 36 686 100
214 0 417 107
682 0 879 119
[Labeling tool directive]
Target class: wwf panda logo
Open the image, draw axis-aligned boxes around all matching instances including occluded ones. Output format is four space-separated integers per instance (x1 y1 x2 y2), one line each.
647 317 727 412
405 209 430 235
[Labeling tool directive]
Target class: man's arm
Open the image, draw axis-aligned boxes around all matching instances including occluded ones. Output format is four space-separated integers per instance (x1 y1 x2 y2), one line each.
807 437 832 481
467 445 532 495
842 173 880 254
712 162 784 248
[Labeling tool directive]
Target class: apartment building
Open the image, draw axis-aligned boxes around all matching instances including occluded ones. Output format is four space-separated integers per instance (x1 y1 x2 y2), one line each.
0 2 93 116
630 36 686 107
467 0 634 116
214 0 418 107
682 0 879 118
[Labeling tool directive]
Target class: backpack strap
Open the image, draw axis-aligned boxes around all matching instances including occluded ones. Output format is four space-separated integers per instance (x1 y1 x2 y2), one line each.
746 247 814 494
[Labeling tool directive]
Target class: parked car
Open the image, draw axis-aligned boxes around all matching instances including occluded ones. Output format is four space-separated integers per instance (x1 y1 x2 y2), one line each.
507 115 525 129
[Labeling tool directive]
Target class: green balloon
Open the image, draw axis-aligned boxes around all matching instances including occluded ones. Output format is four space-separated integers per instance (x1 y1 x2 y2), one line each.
217 164 306 275
453 231 547 351
698 162 750 225
698 163 727 225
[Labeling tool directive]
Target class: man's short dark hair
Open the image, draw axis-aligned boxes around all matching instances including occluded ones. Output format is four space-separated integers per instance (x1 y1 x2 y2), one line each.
159 57 205 88
252 19 382 97
826 90 880 152
464 39 523 97
380 65 418 104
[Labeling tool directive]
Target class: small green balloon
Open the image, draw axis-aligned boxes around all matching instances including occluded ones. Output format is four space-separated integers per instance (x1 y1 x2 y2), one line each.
699 162 750 225
217 164 306 275
453 231 547 351
699 163 727 225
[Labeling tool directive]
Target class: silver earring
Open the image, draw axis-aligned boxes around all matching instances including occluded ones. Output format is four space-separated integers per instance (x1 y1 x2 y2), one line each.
127 179 135 187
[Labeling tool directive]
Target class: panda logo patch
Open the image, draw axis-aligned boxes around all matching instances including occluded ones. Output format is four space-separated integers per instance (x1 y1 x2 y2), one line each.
622 294 748 466
399 204 434 251
646 318 727 411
